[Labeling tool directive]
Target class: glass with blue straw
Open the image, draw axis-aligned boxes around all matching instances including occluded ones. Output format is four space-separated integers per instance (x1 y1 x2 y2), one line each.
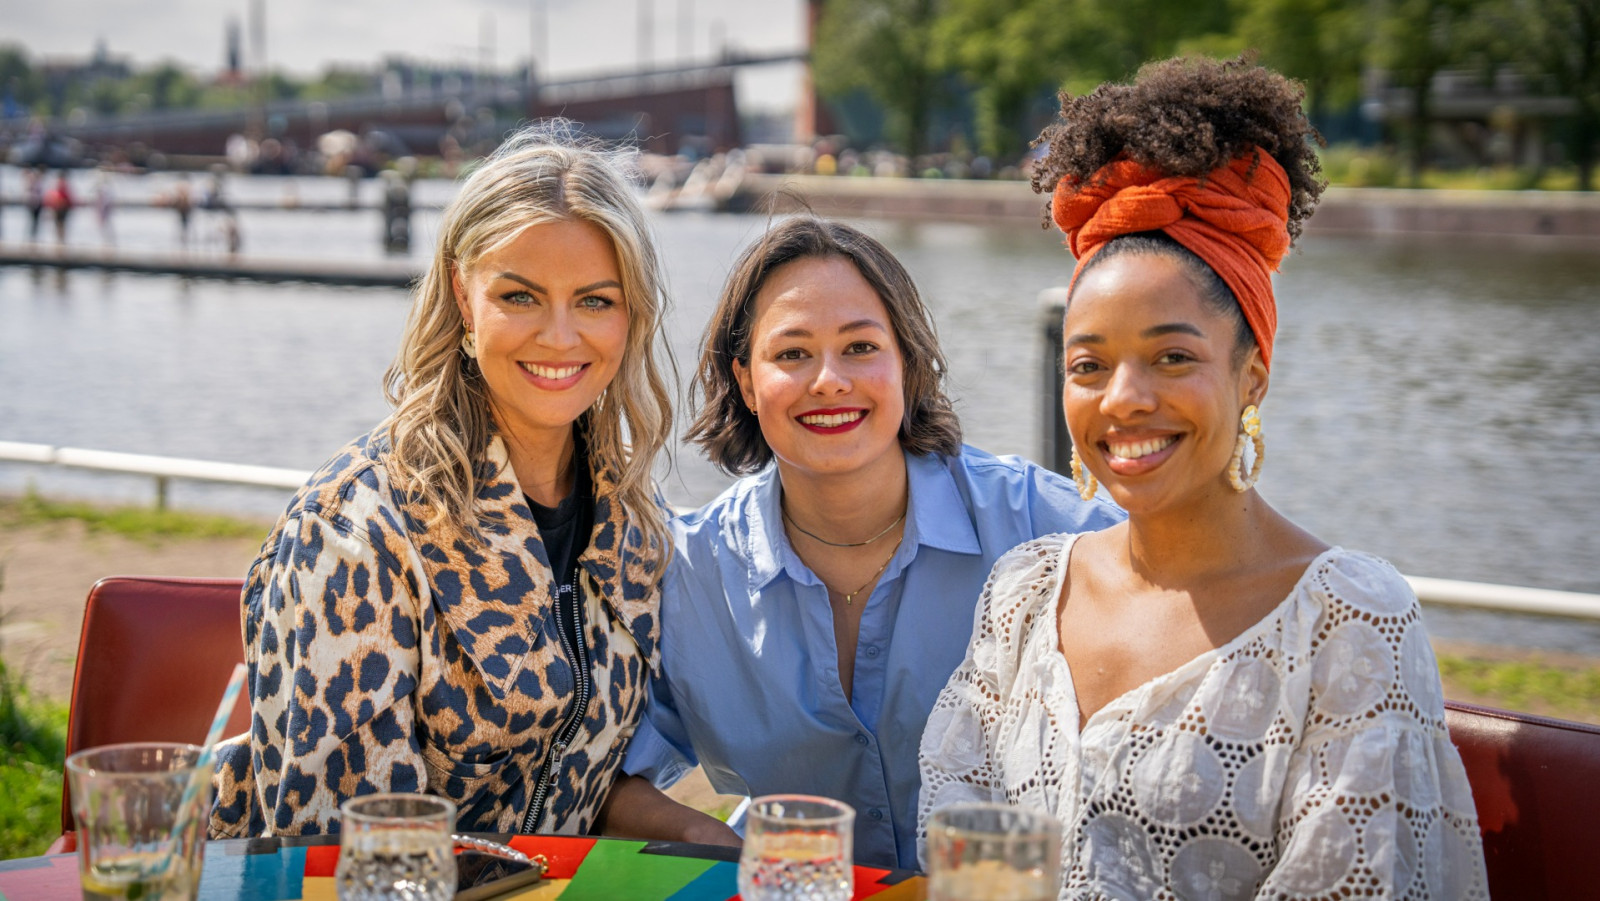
66 663 248 901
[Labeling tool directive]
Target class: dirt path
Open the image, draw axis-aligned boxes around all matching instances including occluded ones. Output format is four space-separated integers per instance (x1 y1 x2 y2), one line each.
0 516 267 702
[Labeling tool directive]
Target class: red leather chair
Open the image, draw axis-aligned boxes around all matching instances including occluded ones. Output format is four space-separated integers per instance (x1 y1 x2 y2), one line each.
1445 699 1600 899
52 576 249 853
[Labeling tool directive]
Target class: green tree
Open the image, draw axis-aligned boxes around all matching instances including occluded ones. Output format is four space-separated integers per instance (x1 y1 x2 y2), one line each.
132 62 201 111
86 77 125 116
1489 0 1600 189
1070 0 1234 85
1377 0 1480 185
0 44 43 112
931 0 1060 160
813 0 946 165
261 71 304 102
1233 0 1368 123
303 66 378 101
931 0 1234 160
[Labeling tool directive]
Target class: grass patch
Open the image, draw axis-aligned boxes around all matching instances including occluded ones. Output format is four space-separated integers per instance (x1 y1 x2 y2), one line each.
1438 653 1600 725
0 492 266 542
0 660 69 859
1318 143 1583 191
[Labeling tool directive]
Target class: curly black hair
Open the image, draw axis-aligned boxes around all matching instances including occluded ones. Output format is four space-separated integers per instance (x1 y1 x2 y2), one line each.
1031 56 1326 243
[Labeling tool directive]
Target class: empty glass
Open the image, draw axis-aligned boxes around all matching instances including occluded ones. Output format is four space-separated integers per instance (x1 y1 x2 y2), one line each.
925 802 1062 901
67 742 210 901
737 794 855 901
335 793 457 901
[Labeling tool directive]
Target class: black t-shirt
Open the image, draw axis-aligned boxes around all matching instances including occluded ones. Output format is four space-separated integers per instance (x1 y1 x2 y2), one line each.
526 458 595 604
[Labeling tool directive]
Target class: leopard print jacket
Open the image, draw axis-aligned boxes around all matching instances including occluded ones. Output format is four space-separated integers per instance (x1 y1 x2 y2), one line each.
208 426 661 838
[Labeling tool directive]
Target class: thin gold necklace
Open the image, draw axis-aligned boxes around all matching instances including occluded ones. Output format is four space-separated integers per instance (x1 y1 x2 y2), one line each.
835 537 903 606
783 506 906 548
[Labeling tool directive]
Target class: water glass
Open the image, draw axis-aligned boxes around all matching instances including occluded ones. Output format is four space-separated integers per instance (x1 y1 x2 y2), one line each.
925 802 1062 901
335 793 457 901
737 794 855 901
66 742 209 901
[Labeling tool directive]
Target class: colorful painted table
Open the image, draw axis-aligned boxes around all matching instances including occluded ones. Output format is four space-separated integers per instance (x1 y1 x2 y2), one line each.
0 834 929 900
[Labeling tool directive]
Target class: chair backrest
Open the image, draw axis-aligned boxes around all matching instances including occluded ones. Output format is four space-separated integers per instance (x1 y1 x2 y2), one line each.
59 576 249 834
1445 699 1600 898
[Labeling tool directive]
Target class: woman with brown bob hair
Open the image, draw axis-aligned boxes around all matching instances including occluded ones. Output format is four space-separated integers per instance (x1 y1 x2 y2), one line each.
600 217 1121 868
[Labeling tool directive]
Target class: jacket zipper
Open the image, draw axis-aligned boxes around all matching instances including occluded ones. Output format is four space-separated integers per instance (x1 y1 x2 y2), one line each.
521 573 592 833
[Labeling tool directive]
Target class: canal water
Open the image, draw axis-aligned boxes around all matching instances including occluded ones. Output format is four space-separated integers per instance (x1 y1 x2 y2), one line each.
3 168 1599 653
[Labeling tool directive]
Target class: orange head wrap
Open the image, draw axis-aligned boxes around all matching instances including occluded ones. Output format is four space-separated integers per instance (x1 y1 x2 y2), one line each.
1051 151 1291 369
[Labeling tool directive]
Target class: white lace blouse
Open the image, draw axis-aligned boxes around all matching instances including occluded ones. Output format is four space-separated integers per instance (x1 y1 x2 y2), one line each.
918 534 1487 900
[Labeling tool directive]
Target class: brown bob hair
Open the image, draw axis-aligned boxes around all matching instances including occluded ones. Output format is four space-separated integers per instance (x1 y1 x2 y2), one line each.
687 217 962 475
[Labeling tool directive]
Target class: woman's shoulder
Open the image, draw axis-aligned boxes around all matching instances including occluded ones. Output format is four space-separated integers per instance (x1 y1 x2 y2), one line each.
279 427 404 529
669 469 772 549
930 445 1123 531
936 444 1059 493
1299 547 1420 620
979 533 1076 620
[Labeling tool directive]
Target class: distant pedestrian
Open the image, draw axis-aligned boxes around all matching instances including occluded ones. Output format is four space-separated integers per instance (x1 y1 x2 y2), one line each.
43 171 73 244
221 211 242 255
202 171 226 212
23 166 44 241
94 171 115 245
172 175 193 247
379 169 411 253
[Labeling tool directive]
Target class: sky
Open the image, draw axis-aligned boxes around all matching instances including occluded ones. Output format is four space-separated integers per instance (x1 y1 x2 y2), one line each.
5 0 809 110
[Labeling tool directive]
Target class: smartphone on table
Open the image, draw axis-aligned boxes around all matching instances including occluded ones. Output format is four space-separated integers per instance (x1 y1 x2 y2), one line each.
454 849 545 900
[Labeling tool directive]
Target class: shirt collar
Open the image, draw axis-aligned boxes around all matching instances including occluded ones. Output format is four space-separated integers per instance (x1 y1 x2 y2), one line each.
742 448 982 592
904 448 982 556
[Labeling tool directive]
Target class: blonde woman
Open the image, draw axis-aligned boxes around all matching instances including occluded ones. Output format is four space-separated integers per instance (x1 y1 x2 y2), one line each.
210 124 674 838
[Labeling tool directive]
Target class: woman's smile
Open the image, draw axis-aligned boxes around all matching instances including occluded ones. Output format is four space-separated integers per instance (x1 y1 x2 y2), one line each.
518 360 590 389
1100 432 1181 475
798 407 868 433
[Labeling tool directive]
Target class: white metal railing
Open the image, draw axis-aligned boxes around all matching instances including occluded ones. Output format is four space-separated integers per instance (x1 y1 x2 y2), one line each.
4 441 1599 621
0 441 310 510
1405 576 1600 621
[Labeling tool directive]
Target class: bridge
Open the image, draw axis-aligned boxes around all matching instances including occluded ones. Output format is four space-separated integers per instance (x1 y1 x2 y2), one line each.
49 50 807 160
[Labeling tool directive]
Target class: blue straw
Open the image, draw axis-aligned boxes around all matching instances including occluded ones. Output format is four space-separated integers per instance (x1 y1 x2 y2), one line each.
153 662 248 876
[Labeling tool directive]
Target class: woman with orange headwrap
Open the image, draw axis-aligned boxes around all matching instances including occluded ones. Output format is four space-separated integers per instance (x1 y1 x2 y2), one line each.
918 58 1486 898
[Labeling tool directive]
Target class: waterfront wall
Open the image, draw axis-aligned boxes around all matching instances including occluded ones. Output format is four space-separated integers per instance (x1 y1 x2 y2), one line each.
731 173 1600 240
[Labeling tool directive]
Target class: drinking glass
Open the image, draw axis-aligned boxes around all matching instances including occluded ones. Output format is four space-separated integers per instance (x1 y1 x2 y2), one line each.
925 802 1062 901
66 742 209 901
335 793 457 901
737 794 856 901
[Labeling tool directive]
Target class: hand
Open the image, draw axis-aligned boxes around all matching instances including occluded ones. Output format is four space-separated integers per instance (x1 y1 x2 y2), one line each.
599 774 743 847
681 816 742 848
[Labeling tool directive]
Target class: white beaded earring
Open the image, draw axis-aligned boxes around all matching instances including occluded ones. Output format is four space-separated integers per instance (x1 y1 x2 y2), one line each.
460 327 477 358
1069 446 1098 501
1228 404 1265 492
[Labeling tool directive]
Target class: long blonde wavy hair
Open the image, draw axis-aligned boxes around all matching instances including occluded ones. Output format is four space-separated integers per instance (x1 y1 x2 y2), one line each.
383 123 674 571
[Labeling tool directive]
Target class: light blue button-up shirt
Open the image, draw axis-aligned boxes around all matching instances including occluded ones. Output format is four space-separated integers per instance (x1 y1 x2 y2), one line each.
625 446 1122 868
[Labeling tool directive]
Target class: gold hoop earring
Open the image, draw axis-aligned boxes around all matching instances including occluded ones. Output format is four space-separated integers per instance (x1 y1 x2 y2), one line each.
1228 404 1265 492
1069 446 1098 501
460 327 476 358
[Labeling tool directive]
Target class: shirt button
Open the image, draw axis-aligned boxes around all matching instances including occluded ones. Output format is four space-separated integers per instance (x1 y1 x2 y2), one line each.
854 733 869 746
864 645 880 658
869 808 883 820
